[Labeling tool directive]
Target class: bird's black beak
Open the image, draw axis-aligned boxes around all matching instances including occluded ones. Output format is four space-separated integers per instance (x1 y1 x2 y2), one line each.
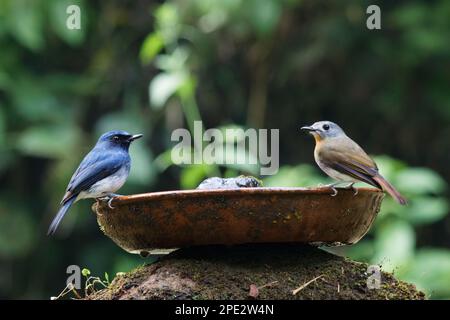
301 126 316 132
129 134 143 142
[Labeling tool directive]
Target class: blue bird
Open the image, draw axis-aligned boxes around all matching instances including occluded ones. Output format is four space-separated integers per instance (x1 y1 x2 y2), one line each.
47 130 143 235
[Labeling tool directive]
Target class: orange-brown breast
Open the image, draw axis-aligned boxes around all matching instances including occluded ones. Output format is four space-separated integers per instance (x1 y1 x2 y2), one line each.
311 132 323 144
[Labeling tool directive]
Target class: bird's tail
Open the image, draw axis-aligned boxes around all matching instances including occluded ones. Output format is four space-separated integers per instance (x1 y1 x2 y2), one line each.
47 195 77 235
373 175 407 205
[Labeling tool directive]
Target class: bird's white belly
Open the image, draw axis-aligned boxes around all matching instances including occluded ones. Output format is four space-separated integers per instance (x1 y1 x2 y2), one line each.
77 166 129 200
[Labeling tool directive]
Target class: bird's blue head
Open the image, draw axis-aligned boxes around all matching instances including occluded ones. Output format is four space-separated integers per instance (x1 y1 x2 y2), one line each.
96 130 143 151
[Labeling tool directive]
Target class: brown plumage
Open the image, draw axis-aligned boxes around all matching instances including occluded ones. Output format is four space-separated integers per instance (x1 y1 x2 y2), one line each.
302 121 407 205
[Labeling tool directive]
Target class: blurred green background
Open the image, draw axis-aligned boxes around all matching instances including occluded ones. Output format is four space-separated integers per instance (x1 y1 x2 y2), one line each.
0 0 449 299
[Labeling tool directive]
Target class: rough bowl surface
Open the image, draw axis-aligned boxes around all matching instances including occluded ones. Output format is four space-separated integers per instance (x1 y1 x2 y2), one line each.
94 187 384 254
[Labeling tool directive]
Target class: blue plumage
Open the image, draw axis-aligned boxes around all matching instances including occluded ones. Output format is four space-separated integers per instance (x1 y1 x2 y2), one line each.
48 130 143 235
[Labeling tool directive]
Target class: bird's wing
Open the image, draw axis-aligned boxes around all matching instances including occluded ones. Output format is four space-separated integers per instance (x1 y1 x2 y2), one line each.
319 138 381 188
61 151 126 204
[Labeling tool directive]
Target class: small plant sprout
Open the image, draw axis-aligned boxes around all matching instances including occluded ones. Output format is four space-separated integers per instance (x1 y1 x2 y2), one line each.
51 267 111 300
83 268 110 296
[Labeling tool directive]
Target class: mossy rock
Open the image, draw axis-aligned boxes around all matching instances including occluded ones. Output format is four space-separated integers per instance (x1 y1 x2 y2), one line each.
87 244 425 300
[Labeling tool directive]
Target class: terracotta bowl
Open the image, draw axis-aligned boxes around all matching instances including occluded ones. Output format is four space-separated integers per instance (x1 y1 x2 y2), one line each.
93 187 384 255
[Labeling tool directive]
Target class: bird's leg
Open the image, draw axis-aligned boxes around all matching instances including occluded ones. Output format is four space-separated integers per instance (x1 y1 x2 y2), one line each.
107 193 121 209
329 184 338 197
343 182 358 196
98 193 121 209
321 182 339 197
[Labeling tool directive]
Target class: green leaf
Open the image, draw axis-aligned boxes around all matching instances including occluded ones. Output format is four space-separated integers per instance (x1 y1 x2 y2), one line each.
149 72 186 109
8 0 44 51
372 155 407 180
392 3 427 27
263 165 324 188
180 164 214 189
15 125 80 158
244 0 281 36
405 197 448 225
81 268 91 277
396 167 447 194
401 249 450 299
140 33 164 64
154 47 189 71
155 3 180 44
11 78 64 122
177 74 197 101
198 9 228 33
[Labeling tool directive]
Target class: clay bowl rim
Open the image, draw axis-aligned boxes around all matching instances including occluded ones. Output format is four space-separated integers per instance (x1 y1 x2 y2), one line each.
105 186 384 207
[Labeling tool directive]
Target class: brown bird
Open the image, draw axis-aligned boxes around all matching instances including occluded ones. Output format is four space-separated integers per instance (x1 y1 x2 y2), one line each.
301 121 407 205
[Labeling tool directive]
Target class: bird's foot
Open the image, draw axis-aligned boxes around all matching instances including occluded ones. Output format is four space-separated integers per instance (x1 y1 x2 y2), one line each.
343 182 358 196
98 193 121 209
320 183 339 196
330 185 338 197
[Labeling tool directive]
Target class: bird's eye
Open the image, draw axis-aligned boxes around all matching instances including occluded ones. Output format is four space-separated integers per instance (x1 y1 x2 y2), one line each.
323 124 330 131
113 136 119 141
